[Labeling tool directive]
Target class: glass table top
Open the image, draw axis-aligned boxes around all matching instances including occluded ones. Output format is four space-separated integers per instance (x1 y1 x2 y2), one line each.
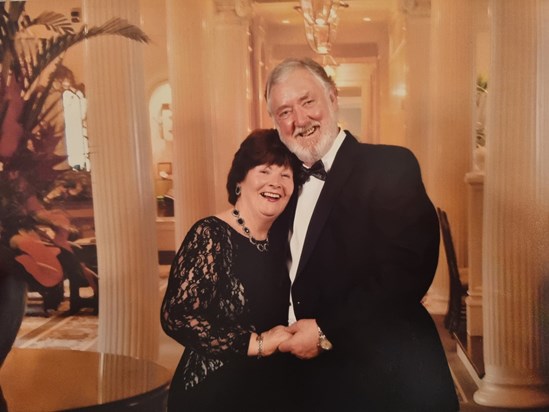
0 348 171 411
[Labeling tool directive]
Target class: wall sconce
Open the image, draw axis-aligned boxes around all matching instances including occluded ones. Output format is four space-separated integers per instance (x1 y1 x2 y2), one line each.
294 0 349 56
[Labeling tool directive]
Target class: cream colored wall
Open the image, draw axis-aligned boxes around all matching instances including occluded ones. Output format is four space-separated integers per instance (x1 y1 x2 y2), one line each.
25 0 85 92
403 12 431 175
140 0 169 96
139 0 171 200
473 0 490 80
149 83 173 198
385 16 407 148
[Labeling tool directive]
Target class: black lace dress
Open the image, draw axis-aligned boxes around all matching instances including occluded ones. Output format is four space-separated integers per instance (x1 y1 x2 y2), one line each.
161 217 291 412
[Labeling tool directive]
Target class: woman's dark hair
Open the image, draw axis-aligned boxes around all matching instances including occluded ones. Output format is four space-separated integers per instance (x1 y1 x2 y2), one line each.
226 128 300 205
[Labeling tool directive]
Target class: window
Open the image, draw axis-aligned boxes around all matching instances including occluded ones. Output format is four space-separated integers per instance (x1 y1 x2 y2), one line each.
62 86 89 171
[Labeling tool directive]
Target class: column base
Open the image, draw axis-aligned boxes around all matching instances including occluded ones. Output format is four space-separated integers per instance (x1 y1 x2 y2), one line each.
465 295 483 336
474 382 549 408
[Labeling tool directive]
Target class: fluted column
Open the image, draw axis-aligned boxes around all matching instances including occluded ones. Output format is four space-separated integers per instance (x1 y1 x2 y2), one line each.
210 0 252 212
426 0 474 305
464 172 483 336
474 0 549 407
82 0 159 360
400 0 431 174
166 0 215 245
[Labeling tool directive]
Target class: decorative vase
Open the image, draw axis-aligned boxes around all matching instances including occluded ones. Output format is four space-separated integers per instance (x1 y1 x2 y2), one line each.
0 272 27 367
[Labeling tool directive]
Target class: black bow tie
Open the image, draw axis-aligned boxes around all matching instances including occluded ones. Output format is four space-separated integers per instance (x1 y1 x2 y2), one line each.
300 160 327 183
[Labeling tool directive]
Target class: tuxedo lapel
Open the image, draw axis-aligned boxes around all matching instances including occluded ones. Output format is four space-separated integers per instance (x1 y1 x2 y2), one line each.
296 132 359 276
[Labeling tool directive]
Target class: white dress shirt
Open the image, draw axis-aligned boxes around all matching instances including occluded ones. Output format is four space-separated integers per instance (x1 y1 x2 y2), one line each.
288 129 347 324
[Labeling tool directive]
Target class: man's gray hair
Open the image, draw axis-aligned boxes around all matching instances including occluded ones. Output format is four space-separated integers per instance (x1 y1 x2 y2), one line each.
264 57 337 113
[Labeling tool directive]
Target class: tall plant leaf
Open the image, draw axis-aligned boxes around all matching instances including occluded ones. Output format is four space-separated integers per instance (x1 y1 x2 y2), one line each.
23 18 149 92
26 11 74 35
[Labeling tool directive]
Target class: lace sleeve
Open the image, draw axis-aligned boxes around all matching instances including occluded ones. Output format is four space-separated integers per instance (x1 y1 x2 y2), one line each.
160 218 250 358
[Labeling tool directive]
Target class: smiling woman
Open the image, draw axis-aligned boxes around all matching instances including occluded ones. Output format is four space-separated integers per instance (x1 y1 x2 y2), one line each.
160 128 302 412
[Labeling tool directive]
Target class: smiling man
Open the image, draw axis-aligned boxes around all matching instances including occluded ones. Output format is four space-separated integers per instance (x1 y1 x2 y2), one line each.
265 58 459 411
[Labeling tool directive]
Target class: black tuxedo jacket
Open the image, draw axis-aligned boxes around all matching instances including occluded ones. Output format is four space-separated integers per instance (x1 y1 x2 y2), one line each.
286 132 459 411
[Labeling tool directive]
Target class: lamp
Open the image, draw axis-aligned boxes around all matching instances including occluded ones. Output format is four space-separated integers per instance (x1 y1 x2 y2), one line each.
294 0 349 56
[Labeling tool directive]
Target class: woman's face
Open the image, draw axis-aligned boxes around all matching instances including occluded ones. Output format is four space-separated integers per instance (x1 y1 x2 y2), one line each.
237 162 294 221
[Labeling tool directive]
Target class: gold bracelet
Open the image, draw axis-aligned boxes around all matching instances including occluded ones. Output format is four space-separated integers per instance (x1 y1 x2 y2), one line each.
256 333 264 358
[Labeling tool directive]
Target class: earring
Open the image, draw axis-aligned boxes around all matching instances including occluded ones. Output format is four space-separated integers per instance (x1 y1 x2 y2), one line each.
235 185 241 196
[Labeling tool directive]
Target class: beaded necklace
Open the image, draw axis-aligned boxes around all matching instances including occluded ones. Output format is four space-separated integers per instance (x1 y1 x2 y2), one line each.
231 208 269 252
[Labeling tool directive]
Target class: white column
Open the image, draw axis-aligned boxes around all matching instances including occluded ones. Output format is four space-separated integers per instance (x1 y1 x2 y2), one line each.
210 0 253 212
464 172 483 336
474 0 549 407
82 0 159 360
400 0 431 173
166 0 215 245
426 0 474 306
250 16 269 128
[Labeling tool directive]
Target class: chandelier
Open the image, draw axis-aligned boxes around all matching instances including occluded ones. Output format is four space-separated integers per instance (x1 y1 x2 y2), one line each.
294 0 349 56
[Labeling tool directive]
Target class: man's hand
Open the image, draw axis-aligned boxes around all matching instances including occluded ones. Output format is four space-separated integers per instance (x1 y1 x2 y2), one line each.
262 325 293 356
248 325 292 357
278 319 320 359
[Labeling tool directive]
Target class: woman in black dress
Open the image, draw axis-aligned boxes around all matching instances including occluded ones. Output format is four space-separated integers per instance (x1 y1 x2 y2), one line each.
161 129 299 412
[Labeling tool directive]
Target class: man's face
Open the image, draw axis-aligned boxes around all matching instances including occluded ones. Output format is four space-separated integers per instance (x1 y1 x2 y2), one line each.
268 68 339 167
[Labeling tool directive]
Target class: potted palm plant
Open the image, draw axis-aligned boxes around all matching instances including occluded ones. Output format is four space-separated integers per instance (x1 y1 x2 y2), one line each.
0 1 149 366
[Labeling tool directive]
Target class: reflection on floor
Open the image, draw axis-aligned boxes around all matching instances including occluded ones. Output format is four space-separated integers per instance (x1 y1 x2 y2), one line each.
12 272 548 411
455 328 485 378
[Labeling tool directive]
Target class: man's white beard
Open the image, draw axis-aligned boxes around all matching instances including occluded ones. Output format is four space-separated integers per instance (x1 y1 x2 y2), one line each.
279 113 339 166
288 130 331 165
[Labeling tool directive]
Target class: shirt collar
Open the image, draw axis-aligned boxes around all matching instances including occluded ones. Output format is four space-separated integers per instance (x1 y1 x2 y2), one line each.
321 128 346 172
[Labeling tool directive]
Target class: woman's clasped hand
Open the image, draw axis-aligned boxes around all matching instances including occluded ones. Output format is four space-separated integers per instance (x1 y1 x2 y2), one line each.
248 325 294 358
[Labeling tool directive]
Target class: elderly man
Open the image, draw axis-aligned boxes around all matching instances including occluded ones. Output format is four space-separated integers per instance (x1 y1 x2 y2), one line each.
266 58 459 411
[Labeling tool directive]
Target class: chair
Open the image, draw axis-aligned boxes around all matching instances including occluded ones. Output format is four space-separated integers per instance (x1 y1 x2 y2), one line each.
436 207 468 336
25 246 98 316
69 241 99 315
26 282 64 315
